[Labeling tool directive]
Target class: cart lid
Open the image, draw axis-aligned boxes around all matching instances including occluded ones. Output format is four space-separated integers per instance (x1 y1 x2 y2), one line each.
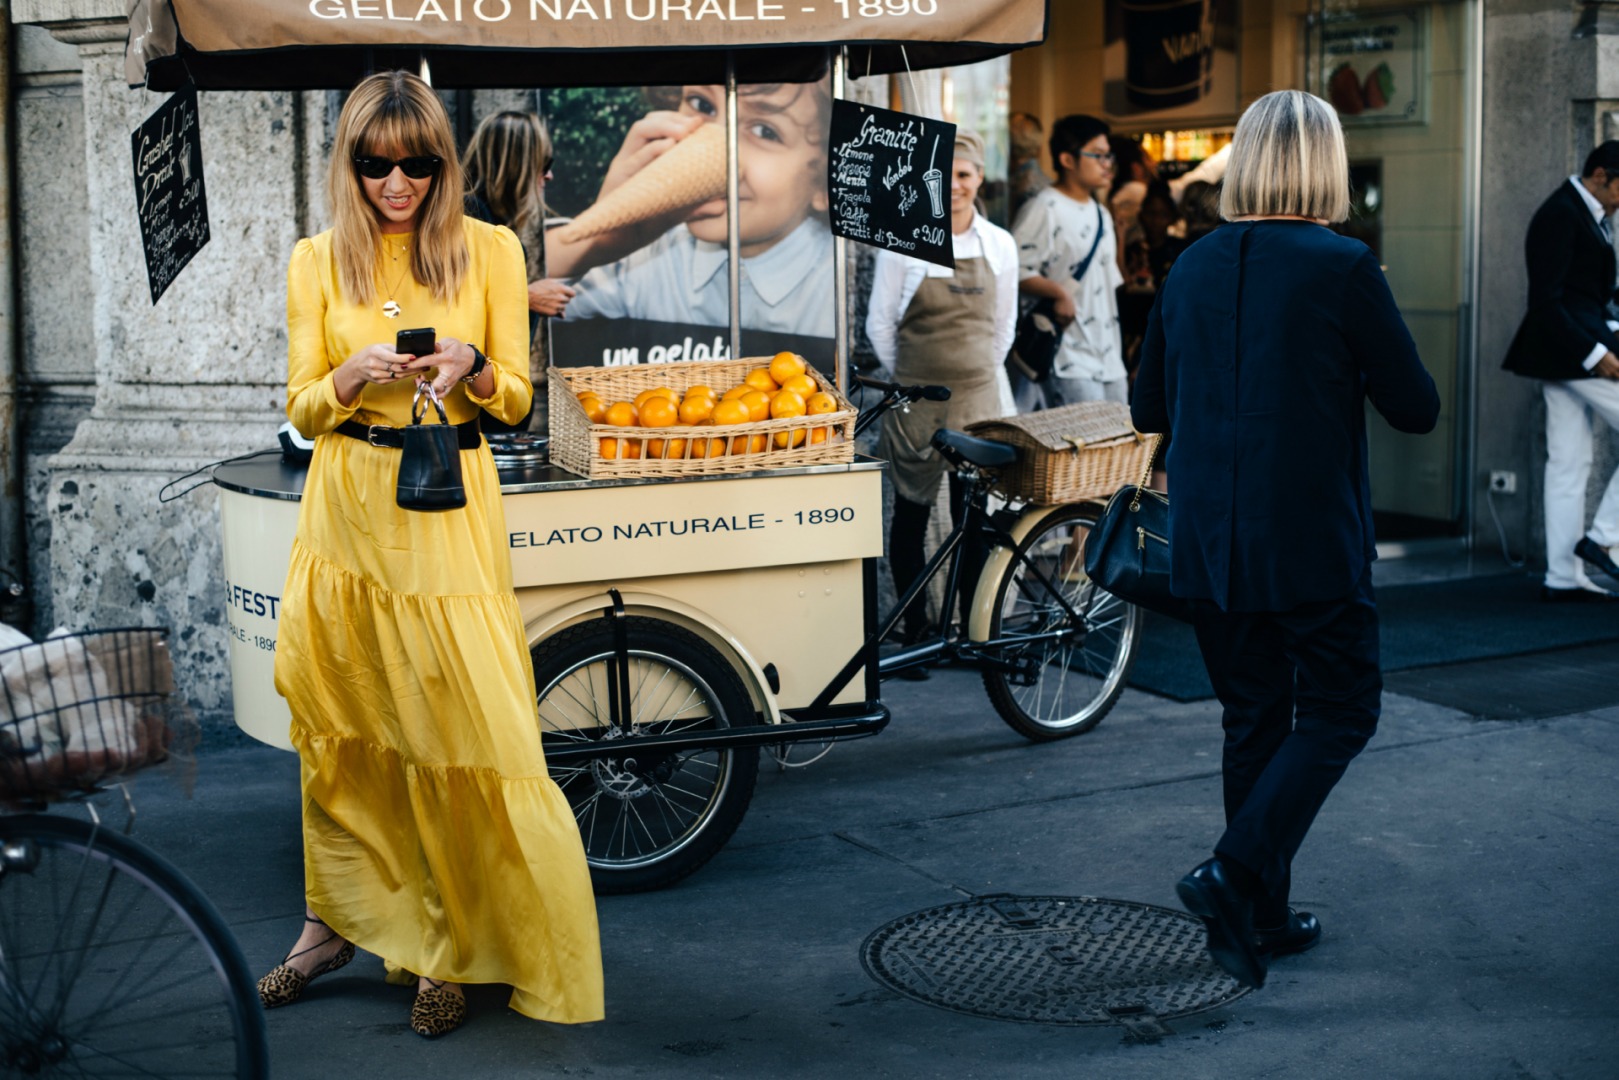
125 0 1047 91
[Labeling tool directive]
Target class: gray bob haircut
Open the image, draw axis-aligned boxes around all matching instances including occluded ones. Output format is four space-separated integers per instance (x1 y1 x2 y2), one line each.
1220 90 1350 223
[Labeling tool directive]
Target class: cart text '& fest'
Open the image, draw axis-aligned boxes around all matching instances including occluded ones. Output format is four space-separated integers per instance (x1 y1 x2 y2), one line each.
305 0 944 23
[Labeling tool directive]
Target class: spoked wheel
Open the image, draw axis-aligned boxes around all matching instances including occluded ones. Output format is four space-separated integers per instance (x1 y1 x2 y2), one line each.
982 503 1143 741
533 617 760 894
0 813 269 1079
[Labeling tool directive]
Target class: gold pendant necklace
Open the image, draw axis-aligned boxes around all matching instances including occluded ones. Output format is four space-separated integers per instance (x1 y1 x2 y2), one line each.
382 237 409 319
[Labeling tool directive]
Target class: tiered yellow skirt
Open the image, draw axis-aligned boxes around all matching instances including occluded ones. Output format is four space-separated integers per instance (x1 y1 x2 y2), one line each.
274 435 603 1023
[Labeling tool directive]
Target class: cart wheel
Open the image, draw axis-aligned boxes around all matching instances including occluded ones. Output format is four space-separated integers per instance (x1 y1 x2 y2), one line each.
981 503 1142 742
533 617 760 894
0 813 269 1079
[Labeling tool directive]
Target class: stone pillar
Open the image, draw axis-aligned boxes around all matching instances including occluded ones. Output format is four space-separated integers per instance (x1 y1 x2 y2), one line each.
17 2 304 732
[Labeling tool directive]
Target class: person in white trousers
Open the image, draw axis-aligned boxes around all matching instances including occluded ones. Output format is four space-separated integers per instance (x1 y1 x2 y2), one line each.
1503 142 1619 600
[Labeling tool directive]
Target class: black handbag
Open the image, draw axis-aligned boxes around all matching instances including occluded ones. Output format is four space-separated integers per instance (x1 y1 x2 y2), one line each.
1082 436 1190 620
397 383 467 512
1005 298 1063 383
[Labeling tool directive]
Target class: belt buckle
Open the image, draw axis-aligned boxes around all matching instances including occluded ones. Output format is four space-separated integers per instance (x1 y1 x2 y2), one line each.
367 424 394 447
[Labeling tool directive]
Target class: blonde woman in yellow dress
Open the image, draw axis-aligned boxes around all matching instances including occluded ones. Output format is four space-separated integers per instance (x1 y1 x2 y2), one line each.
255 71 603 1039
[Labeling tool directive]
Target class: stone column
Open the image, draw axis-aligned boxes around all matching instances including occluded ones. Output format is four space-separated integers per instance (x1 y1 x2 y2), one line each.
16 2 305 731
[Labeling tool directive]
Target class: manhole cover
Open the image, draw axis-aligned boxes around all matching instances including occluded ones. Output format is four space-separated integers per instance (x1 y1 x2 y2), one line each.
860 895 1249 1028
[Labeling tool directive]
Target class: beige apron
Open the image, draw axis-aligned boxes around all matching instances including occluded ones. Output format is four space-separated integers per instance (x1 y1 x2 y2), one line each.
876 255 1003 504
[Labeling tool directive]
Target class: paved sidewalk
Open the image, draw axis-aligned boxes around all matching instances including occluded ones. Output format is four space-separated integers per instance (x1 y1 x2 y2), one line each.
109 667 1618 1078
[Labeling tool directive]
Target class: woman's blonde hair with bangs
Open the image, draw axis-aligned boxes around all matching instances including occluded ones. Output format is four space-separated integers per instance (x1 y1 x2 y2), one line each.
1219 90 1350 224
328 71 468 306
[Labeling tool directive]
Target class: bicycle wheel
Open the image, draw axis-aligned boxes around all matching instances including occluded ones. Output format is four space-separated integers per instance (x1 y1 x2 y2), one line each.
982 503 1142 741
0 813 269 1079
533 617 760 894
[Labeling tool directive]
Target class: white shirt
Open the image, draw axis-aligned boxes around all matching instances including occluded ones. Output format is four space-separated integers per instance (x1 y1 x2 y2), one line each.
1571 175 1618 372
865 213 1019 370
1012 187 1126 382
565 217 834 337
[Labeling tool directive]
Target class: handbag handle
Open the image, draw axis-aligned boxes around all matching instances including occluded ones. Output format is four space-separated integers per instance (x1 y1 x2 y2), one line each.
1128 434 1161 512
411 381 450 426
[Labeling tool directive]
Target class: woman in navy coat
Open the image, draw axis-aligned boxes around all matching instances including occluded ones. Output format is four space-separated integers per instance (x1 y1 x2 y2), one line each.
1132 90 1439 989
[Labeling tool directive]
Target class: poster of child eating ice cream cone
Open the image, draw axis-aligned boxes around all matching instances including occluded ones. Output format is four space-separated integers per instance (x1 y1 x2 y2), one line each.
546 78 835 369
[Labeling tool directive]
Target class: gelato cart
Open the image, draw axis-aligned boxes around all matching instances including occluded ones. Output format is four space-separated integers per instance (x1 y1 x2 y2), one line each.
128 0 1096 893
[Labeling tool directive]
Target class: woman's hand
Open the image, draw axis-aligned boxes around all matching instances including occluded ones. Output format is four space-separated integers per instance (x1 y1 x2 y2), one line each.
333 343 414 406
404 337 485 399
529 278 577 317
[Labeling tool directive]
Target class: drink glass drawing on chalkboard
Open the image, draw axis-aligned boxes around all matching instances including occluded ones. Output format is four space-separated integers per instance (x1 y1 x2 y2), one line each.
923 134 945 219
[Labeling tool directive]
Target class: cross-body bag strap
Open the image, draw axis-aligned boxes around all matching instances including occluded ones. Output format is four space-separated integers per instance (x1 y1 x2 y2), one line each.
1069 201 1106 289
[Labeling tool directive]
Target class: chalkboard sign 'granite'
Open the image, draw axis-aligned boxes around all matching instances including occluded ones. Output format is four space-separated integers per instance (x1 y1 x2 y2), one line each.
132 83 209 305
827 100 956 271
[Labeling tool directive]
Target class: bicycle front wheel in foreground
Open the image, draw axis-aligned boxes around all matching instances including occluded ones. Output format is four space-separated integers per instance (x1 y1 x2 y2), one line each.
533 617 760 894
982 503 1143 741
0 813 269 1079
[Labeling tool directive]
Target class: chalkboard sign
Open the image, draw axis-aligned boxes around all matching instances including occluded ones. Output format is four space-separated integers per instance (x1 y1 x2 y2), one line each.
827 100 956 270
132 83 209 305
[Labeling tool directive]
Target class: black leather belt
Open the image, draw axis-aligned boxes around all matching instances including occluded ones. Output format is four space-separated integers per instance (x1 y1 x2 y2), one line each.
335 418 483 450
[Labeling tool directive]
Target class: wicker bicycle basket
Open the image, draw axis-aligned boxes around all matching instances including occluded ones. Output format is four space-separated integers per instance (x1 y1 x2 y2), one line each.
548 357 857 479
966 401 1153 505
0 628 189 802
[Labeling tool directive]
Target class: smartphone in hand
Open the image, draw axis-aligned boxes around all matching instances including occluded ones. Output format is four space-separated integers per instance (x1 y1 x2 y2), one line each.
396 327 436 358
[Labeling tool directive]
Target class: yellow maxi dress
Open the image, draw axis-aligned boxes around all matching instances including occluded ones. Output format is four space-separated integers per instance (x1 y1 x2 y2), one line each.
273 218 604 1024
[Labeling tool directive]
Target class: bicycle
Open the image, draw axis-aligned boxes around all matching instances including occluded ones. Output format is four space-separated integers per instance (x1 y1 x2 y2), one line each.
530 377 1143 893
0 628 269 1079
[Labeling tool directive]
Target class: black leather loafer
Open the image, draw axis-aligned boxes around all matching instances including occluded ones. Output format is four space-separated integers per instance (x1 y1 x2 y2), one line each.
1574 537 1619 589
1175 858 1267 989
1540 584 1619 603
1254 909 1321 956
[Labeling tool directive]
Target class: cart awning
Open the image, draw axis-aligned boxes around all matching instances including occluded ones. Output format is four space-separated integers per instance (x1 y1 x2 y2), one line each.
125 0 1047 90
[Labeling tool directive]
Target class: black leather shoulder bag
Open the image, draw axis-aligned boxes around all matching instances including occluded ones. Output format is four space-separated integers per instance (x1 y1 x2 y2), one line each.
397 383 468 512
1082 435 1190 620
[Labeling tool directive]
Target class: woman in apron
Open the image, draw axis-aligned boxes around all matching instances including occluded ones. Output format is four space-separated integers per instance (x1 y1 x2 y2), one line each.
866 131 1019 666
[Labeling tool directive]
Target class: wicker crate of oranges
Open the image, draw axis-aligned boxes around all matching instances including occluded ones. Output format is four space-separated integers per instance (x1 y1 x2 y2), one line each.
546 353 857 479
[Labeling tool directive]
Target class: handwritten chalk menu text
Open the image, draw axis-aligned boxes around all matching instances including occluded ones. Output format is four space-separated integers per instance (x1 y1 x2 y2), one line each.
132 84 209 304
827 100 955 270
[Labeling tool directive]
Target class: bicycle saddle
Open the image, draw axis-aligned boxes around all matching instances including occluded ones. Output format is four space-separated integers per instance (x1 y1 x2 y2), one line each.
931 429 1018 469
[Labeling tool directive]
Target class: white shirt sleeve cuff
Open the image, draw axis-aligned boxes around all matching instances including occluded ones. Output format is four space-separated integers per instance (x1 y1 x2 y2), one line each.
1587 341 1611 371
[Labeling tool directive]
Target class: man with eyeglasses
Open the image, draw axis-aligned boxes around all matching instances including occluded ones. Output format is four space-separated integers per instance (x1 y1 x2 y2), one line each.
1503 140 1619 601
1010 114 1126 411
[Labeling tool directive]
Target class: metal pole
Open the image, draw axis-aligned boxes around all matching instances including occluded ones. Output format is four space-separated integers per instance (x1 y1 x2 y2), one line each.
832 47 848 394
726 54 742 363
0 0 26 626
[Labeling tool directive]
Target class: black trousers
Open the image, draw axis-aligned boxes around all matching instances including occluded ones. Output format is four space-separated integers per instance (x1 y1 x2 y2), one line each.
1189 568 1381 927
889 473 986 638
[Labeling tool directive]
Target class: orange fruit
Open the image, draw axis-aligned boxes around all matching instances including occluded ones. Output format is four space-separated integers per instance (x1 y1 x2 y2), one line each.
740 389 771 422
768 351 807 386
769 390 806 419
678 396 714 424
780 373 818 399
712 399 750 426
684 384 718 402
639 396 678 428
647 437 687 459
743 368 779 393
774 428 808 449
809 427 829 445
806 391 838 416
604 401 638 427
621 438 642 459
634 387 677 409
600 437 619 459
578 395 607 423
730 433 767 455
721 385 750 401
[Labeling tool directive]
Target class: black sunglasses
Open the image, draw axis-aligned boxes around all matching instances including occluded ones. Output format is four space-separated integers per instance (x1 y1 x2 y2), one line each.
353 155 442 180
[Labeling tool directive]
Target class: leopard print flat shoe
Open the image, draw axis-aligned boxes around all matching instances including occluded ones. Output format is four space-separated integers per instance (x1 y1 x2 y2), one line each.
410 980 467 1039
256 916 356 1009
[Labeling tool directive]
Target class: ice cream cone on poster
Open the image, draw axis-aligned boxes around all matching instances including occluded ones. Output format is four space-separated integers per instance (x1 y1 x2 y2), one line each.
553 122 728 243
